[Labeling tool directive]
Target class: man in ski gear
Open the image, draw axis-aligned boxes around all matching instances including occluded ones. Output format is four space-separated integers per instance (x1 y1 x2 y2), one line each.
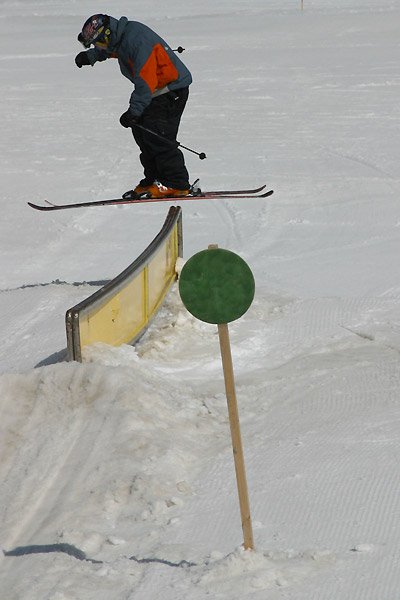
75 14 192 199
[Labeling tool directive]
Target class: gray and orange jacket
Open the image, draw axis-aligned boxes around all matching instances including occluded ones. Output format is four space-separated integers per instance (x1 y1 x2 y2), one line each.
85 17 192 117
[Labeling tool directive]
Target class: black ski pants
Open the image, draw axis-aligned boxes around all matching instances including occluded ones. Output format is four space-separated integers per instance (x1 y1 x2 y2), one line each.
132 87 190 190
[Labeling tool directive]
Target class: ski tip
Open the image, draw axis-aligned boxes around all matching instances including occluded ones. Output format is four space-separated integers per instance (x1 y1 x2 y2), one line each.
28 201 55 211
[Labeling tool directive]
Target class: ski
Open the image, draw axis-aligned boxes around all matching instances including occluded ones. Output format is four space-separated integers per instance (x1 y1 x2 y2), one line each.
189 180 267 196
197 184 267 196
28 189 273 212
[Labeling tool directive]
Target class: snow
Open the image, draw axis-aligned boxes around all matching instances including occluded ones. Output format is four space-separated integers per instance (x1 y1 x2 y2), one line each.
1 0 400 598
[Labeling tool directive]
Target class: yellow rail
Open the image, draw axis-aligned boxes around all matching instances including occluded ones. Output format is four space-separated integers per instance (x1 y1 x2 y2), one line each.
66 207 183 361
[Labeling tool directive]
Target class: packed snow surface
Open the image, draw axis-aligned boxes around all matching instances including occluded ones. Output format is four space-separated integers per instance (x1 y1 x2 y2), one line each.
1 1 400 598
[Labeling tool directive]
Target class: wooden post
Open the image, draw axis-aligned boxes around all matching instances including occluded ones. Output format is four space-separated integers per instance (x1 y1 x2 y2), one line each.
217 322 254 550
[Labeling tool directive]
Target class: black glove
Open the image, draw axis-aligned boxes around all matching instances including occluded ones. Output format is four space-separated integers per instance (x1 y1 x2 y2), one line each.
119 110 139 128
75 52 91 68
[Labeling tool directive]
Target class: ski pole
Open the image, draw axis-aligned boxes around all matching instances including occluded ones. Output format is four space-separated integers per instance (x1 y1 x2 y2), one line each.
132 122 207 160
173 46 185 53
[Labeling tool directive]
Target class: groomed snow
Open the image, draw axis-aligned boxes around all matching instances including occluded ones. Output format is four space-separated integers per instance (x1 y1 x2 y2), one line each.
1 1 400 598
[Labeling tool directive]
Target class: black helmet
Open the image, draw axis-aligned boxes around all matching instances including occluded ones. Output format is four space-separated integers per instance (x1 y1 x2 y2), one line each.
78 14 111 48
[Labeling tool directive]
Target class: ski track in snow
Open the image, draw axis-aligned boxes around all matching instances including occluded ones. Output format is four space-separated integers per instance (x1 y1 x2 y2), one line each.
0 53 69 61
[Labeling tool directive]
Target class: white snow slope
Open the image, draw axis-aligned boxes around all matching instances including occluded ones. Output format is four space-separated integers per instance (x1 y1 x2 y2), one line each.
1 1 400 598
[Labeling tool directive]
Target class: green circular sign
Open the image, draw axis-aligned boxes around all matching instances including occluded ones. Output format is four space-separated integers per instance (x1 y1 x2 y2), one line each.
179 248 255 324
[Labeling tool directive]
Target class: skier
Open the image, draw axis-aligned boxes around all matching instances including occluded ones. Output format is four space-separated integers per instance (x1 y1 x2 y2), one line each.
75 14 192 199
